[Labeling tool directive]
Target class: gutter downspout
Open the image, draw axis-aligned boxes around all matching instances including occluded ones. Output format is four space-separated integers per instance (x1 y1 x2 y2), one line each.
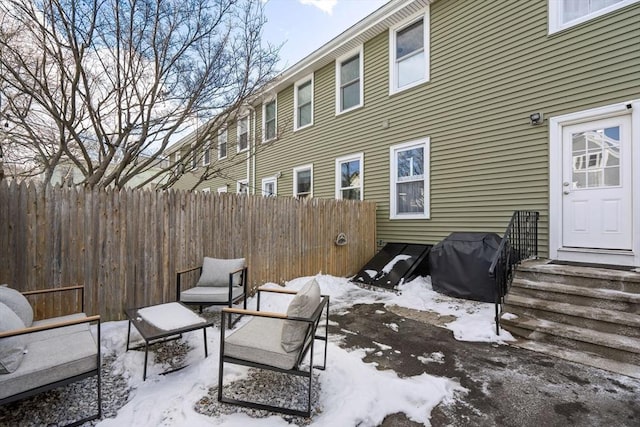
247 105 256 195
252 106 257 195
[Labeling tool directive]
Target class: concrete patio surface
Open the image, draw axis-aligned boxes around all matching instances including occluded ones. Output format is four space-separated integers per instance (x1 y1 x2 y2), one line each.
331 303 640 427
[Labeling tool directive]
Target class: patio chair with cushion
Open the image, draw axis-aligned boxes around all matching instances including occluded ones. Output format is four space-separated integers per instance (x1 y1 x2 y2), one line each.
0 285 101 427
176 257 248 320
218 278 329 417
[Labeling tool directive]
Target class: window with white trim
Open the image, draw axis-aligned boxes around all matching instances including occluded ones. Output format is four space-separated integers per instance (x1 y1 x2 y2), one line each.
262 177 277 196
190 146 198 170
218 128 227 160
202 141 211 166
389 9 429 94
217 186 227 194
548 0 639 33
294 75 313 130
336 47 363 114
237 179 249 195
293 164 313 199
263 99 277 142
201 187 211 193
237 117 249 152
390 139 429 219
335 153 364 200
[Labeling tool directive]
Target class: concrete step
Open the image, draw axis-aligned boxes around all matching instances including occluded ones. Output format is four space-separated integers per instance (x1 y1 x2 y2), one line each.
510 278 640 313
516 260 640 293
500 314 640 366
511 340 640 379
504 294 640 338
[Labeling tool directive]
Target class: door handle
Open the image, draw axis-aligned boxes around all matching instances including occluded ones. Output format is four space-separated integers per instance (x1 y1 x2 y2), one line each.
563 190 570 195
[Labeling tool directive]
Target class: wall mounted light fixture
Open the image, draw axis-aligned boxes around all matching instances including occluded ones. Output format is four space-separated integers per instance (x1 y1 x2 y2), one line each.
529 112 544 125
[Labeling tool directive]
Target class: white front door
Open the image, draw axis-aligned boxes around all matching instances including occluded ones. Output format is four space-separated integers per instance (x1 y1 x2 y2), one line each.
561 116 632 250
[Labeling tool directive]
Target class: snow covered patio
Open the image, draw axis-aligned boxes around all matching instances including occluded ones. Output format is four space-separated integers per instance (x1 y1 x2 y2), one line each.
1 275 639 426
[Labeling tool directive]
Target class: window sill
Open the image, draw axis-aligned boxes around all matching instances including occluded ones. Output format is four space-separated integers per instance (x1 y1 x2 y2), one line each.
293 123 313 132
389 213 430 220
335 104 363 117
218 156 227 161
262 137 278 144
389 78 429 96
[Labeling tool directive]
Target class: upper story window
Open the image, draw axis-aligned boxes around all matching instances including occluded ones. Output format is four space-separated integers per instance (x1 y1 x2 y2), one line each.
190 145 198 170
293 164 313 199
389 9 430 94
263 99 277 142
237 117 249 152
335 46 363 114
294 75 313 130
217 186 227 194
202 141 211 166
390 138 430 219
335 153 364 200
218 128 227 160
549 0 639 33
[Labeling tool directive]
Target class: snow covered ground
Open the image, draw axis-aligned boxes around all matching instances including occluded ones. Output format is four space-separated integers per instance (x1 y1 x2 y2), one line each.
96 275 514 426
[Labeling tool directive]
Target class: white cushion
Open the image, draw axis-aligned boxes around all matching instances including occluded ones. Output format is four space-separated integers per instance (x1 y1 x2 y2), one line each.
180 286 244 303
0 286 33 327
281 279 321 352
196 257 246 288
225 317 298 370
0 302 27 374
0 327 97 399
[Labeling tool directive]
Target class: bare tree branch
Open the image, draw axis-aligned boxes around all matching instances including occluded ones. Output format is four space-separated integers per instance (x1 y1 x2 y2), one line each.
0 0 280 188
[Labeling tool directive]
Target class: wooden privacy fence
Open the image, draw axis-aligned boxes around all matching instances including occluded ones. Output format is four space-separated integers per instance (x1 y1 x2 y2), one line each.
0 181 376 320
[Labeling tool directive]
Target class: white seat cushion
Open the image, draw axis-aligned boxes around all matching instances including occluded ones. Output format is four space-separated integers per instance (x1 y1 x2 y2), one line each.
224 317 298 370
180 286 244 303
0 328 97 399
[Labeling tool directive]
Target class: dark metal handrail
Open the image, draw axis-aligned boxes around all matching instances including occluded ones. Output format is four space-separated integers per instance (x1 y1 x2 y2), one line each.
489 210 540 334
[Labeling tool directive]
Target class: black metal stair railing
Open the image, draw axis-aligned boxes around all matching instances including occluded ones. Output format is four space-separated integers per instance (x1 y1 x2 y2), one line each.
489 210 540 334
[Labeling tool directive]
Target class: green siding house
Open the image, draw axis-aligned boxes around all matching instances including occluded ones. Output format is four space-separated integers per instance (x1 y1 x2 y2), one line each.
167 0 640 267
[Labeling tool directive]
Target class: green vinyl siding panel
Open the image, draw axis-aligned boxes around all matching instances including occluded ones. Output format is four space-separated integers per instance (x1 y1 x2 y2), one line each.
179 0 640 255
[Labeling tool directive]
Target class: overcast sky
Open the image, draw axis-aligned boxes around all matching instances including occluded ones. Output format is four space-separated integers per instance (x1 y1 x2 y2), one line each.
263 0 388 69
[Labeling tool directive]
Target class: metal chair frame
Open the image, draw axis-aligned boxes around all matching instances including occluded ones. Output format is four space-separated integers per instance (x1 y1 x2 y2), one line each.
218 287 329 417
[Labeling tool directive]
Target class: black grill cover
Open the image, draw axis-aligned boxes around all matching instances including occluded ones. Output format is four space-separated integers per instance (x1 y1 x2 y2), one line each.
428 232 501 303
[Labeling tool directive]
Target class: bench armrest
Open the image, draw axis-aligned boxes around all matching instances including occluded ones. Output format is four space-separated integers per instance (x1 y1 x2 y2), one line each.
176 266 203 300
0 315 101 339
176 266 202 275
224 295 329 323
257 286 298 295
222 307 287 319
21 285 86 313
21 285 84 297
